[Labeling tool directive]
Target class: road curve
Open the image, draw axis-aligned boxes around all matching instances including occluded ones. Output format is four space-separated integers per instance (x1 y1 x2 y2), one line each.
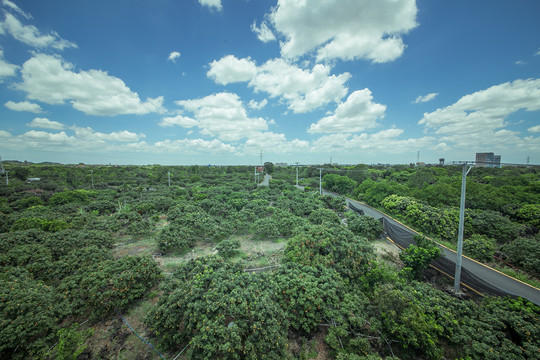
323 190 540 305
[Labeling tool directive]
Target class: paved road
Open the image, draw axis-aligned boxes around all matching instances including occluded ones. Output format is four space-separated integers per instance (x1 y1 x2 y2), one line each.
323 190 540 305
258 174 272 186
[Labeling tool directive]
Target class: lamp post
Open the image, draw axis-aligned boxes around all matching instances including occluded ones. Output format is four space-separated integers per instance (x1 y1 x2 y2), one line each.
454 162 473 294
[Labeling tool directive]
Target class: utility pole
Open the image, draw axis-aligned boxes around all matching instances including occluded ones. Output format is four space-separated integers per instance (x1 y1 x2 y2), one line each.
454 162 473 294
5 170 9 185
168 171 171 186
90 170 94 188
295 162 299 186
318 168 323 195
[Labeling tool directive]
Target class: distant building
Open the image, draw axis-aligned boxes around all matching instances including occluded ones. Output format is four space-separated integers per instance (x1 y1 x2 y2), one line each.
439 158 445 166
27 178 41 182
475 152 501 168
275 162 288 167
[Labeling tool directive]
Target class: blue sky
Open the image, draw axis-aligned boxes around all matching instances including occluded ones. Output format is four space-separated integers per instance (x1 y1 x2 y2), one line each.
0 0 539 165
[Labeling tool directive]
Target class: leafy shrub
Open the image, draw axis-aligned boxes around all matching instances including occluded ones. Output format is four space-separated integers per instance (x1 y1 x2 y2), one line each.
346 212 383 240
60 255 161 317
308 208 341 226
49 190 91 206
399 235 441 280
146 257 288 359
0 276 67 359
274 264 343 333
502 237 540 277
470 210 521 244
156 223 196 253
463 234 496 262
215 238 241 257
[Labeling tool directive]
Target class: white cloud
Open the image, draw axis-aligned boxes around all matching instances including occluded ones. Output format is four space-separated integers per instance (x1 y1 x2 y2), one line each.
207 56 350 113
198 0 222 11
27 117 64 130
515 60 525 66
308 89 386 133
0 12 76 50
313 129 435 153
2 0 33 20
21 130 74 145
244 131 309 154
168 51 181 62
250 59 350 113
16 54 165 116
269 0 417 62
248 99 268 110
419 78 540 148
251 20 276 43
5 100 42 113
535 48 540 56
414 92 438 103
0 50 18 81
71 126 145 142
159 115 198 128
175 92 268 141
528 125 540 133
153 138 235 153
207 55 258 85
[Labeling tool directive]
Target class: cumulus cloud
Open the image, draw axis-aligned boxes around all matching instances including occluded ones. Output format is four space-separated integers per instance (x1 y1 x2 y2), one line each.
27 117 64 130
159 115 198 128
248 99 268 110
153 138 235 153
0 127 238 156
168 51 181 62
535 48 540 56
16 54 165 116
207 55 350 113
0 50 18 81
419 78 540 148
198 0 222 11
0 12 76 50
252 59 350 113
313 129 435 153
413 92 438 103
71 126 145 142
308 89 386 133
251 20 276 43
269 0 417 62
175 92 268 141
528 125 540 133
5 100 42 113
207 55 258 85
244 131 309 154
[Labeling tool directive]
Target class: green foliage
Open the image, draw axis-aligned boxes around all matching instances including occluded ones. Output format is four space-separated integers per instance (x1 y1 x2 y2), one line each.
146 256 288 359
0 275 67 359
516 204 540 228
323 173 358 195
10 217 69 232
381 195 460 242
53 323 94 360
470 210 521 244
60 255 161 317
463 234 496 262
274 264 343 333
216 237 241 257
49 189 91 206
502 237 540 277
285 224 375 281
399 235 441 280
308 208 341 226
346 212 383 240
372 282 443 359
